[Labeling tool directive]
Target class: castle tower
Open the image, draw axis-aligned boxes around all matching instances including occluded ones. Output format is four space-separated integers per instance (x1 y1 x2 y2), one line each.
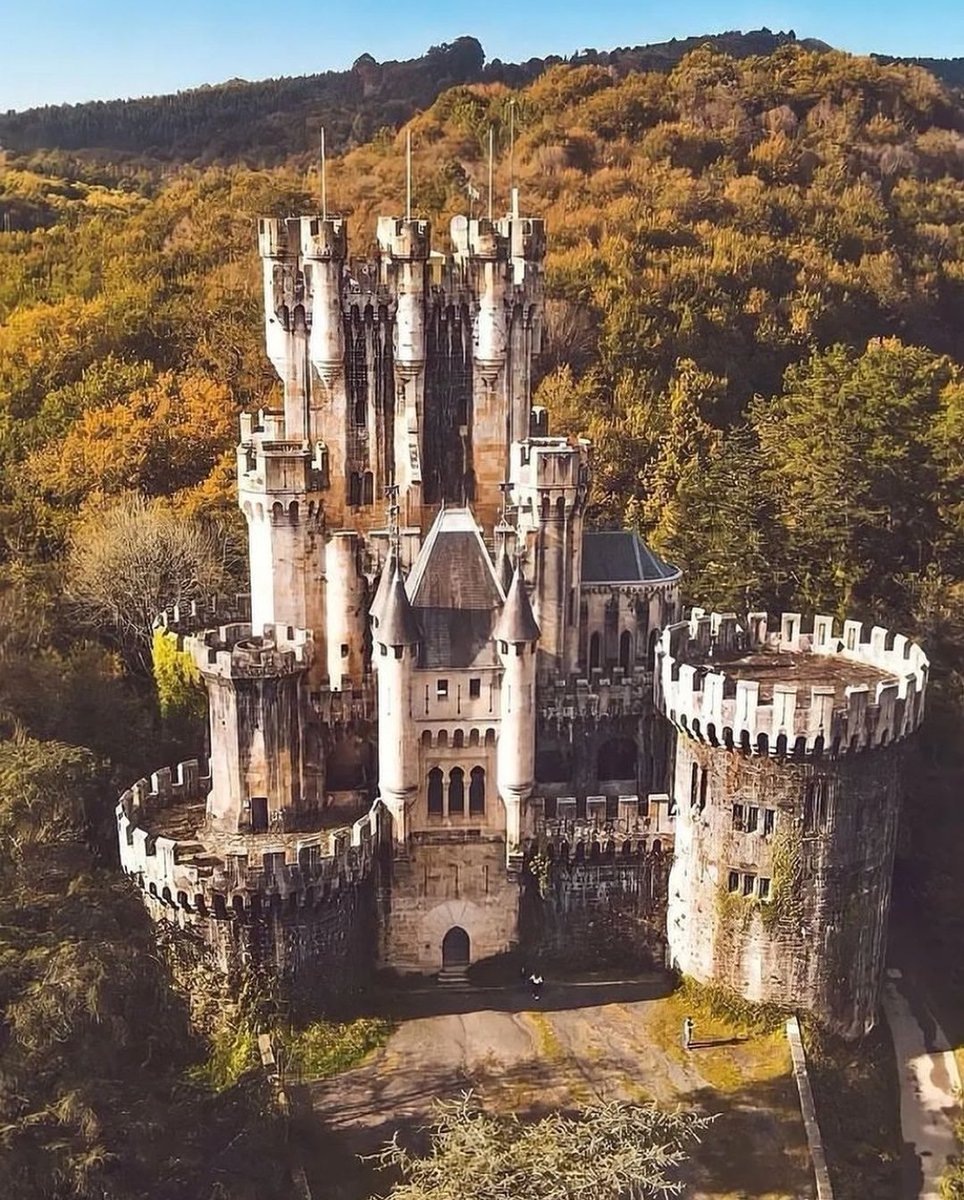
373 567 421 841
657 610 928 1037
510 436 590 675
194 624 320 834
376 217 430 529
495 567 539 855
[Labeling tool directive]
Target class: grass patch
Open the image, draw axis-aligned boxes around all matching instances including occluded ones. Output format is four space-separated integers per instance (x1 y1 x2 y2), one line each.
801 1019 901 1200
526 1011 563 1061
187 1016 258 1091
280 1017 393 1081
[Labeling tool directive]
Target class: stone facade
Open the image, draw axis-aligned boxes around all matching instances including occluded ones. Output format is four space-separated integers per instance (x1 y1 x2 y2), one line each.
116 203 927 1037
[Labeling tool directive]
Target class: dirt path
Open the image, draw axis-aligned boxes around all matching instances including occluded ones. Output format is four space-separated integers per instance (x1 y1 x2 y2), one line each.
882 967 962 1199
300 976 814 1200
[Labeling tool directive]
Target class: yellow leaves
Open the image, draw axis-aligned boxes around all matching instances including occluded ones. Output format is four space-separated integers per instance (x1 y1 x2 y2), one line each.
23 371 238 507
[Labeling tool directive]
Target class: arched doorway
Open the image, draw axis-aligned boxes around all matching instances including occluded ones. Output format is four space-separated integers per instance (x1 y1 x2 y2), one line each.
442 926 470 968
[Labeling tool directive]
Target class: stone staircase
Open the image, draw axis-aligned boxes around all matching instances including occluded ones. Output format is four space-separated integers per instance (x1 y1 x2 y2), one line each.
437 964 470 989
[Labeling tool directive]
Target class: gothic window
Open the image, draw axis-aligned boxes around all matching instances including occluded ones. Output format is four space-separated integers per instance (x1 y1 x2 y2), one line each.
746 806 759 834
362 471 374 506
619 629 632 671
589 632 601 671
427 768 443 815
448 767 465 815
690 763 699 807
763 808 776 836
348 472 362 507
469 766 485 815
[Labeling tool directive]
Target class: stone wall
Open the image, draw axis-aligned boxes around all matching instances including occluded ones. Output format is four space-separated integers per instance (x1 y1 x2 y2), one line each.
382 832 520 971
667 737 906 1037
521 850 671 970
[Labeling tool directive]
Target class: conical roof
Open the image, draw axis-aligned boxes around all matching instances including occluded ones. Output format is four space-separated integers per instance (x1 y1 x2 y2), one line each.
493 567 540 644
376 567 421 647
369 548 397 629
496 543 514 595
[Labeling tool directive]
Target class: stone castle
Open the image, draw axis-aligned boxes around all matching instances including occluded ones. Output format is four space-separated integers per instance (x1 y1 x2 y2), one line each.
116 196 928 1038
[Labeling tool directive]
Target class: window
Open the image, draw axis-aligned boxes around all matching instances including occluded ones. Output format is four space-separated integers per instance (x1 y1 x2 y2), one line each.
732 803 745 831
690 763 699 807
341 643 349 658
469 766 485 815
251 796 269 833
699 769 708 812
763 808 776 836
758 877 771 900
804 779 830 834
437 679 449 699
448 767 465 815
469 678 481 699
427 768 443 815
298 844 321 872
589 632 601 671
742 873 756 896
728 870 740 893
746 806 759 834
263 852 286 880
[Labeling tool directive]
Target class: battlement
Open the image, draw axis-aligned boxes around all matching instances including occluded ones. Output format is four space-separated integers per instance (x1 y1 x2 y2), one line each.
375 216 431 260
300 215 347 260
498 211 546 263
116 759 378 920
656 611 928 755
183 624 314 680
538 663 652 722
257 216 301 259
155 596 252 637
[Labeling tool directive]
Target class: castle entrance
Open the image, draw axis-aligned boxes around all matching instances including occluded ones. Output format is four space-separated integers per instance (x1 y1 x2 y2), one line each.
442 926 470 968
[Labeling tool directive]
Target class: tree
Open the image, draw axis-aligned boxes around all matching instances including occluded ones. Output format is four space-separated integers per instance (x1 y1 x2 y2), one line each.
65 492 240 672
373 1093 712 1199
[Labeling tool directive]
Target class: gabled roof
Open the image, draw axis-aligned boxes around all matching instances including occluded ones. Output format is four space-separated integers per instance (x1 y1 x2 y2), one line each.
407 508 505 668
581 530 679 585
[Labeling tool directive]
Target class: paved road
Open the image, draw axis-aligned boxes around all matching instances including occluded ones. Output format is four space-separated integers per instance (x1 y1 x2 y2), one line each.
300 976 814 1200
882 967 962 1199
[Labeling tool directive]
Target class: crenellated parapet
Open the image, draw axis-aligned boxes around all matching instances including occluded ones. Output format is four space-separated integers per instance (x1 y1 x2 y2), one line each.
656 610 928 756
116 758 379 923
539 664 653 724
183 623 313 681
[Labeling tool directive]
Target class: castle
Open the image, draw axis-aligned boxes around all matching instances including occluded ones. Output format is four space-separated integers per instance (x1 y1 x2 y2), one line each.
116 195 928 1038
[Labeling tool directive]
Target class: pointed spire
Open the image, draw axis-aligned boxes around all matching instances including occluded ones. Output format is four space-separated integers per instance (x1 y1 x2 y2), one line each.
494 566 540 645
377 567 421 648
496 542 514 595
369 546 397 629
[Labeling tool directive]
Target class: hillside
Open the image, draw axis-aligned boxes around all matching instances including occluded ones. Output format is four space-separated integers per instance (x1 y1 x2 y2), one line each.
1 42 964 1198
1 27 937 168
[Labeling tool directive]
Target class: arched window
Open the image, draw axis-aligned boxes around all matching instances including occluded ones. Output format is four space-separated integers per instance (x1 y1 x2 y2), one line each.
469 766 485 815
428 768 443 815
647 628 659 670
589 632 601 671
362 471 374 506
448 767 465 815
348 472 362 507
453 729 465 749
619 630 632 671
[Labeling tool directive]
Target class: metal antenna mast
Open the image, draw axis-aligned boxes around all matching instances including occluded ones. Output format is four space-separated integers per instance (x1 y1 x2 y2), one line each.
406 129 412 221
487 126 494 221
320 126 328 219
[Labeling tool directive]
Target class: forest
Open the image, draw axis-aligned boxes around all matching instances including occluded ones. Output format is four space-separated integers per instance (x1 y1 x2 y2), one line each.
1 29 962 168
1 40 964 1198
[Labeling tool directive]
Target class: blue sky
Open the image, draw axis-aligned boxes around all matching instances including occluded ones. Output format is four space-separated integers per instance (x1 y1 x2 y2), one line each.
3 0 963 112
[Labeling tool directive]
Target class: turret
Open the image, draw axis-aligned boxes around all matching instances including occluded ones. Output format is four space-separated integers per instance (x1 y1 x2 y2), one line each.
325 531 368 687
494 568 539 854
374 568 421 840
377 217 430 379
302 215 347 388
467 218 508 386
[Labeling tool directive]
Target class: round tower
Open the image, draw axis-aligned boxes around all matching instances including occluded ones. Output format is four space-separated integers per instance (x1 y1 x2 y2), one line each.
657 610 928 1037
325 531 368 688
301 215 347 388
495 567 540 854
373 567 421 841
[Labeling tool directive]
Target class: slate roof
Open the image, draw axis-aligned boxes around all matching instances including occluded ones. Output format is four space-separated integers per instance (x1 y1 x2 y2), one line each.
407 508 505 669
377 568 421 646
581 531 679 584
